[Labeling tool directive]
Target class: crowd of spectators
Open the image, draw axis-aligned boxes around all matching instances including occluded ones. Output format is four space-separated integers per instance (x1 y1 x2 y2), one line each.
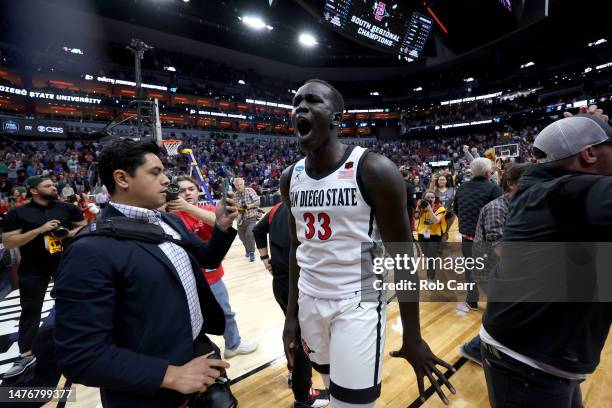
0 124 537 217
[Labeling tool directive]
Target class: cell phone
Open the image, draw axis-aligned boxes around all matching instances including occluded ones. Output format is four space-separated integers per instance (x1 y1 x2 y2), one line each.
166 183 180 202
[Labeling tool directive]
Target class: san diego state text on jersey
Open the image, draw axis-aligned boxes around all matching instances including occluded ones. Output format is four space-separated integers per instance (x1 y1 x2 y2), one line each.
290 187 358 208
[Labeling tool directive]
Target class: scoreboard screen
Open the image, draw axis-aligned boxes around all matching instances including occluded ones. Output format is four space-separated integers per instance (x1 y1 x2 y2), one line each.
323 0 433 59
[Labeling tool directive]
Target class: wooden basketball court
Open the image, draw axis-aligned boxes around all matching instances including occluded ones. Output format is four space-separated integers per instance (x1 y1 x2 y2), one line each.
0 220 605 407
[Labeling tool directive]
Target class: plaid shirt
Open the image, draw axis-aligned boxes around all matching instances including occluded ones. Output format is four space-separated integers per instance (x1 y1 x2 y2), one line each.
234 187 260 221
474 194 511 244
109 202 203 339
473 194 510 282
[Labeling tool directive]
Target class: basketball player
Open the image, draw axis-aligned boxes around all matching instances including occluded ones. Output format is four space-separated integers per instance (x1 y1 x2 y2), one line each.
281 79 455 407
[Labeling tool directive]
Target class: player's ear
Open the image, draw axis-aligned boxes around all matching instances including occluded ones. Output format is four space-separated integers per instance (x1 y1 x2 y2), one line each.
331 112 342 127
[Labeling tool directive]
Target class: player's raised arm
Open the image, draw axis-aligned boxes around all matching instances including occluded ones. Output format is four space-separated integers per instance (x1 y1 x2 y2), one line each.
279 165 301 369
360 152 456 404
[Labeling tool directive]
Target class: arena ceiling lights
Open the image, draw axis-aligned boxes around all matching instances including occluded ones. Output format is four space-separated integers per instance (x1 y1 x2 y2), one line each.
587 38 607 47
239 16 273 31
299 33 318 47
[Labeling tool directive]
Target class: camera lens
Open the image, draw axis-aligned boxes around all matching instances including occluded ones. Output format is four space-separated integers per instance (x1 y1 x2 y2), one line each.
52 226 69 239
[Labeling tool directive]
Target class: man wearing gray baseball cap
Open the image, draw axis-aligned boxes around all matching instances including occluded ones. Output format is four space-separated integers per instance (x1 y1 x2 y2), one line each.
532 114 612 167
480 112 612 407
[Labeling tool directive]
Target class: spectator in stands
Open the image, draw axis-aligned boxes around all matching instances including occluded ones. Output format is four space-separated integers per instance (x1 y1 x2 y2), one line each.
77 193 98 224
1 176 86 379
168 175 258 359
483 149 500 185
10 188 27 208
94 185 109 209
454 158 501 310
440 168 456 188
0 198 9 215
61 182 75 201
463 145 480 163
412 175 425 201
0 166 12 198
233 177 260 262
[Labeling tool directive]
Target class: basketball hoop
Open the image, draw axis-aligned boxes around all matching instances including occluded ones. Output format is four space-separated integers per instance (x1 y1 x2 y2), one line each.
161 139 182 156
500 149 510 162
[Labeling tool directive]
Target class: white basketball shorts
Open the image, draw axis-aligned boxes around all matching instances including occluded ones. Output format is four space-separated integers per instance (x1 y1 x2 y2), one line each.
298 291 386 404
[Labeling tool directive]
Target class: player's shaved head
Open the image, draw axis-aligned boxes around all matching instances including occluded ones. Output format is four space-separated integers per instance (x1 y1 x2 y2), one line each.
303 79 344 114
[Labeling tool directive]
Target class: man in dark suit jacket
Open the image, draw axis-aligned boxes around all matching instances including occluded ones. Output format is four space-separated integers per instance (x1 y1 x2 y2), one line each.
454 157 501 310
53 139 239 407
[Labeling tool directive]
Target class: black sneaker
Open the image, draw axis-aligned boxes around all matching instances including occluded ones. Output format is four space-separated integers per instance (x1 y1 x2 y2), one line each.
295 388 330 408
465 301 479 311
2 355 37 379
459 344 483 366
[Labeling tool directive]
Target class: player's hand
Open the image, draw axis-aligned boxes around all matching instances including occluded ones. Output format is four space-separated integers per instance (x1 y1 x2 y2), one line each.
161 352 230 394
262 258 273 274
390 338 456 404
563 104 609 122
37 219 61 235
282 315 301 370
166 197 192 213
215 192 238 231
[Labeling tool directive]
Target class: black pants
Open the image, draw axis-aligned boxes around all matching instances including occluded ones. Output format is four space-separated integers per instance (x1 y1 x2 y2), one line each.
18 272 53 353
418 234 442 280
1 308 63 408
461 238 480 303
481 342 584 408
272 275 313 403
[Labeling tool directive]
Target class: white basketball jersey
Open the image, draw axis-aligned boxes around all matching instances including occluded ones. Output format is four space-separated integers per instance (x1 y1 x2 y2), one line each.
289 145 384 299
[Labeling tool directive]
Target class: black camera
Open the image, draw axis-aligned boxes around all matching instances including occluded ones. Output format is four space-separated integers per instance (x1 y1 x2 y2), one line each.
420 199 432 210
51 226 70 239
191 348 238 408
165 183 180 202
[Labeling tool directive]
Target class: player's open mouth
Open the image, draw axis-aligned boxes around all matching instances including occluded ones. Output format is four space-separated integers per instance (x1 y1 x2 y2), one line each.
296 117 312 137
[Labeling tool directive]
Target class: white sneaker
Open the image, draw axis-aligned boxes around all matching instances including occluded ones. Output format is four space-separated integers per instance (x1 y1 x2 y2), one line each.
224 340 258 358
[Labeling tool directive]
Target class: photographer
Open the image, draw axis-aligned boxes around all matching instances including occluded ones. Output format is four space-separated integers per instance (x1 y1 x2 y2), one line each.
415 191 446 281
1 176 86 379
54 139 238 407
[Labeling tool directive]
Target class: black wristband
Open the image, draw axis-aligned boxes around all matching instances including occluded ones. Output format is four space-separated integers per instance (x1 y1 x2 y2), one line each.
260 255 269 260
